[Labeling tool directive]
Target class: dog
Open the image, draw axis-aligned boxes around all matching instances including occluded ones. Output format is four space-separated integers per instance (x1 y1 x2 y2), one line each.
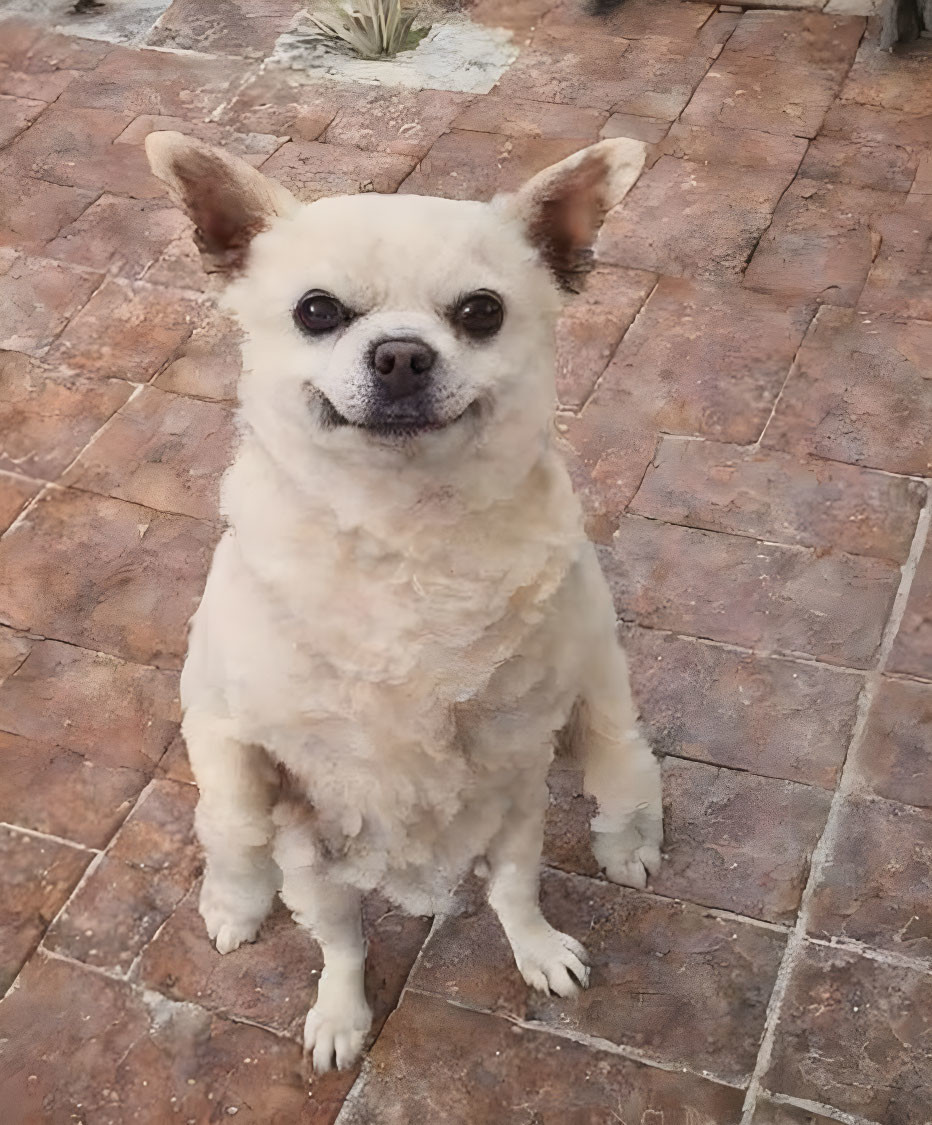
145 130 664 1074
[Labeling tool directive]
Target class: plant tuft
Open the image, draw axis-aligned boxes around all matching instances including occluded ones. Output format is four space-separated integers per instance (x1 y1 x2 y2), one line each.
308 0 430 60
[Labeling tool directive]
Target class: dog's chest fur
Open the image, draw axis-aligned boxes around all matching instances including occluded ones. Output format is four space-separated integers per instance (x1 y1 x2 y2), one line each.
183 436 591 910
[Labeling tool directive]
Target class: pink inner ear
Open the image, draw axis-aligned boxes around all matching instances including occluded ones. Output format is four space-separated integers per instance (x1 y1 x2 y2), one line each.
171 153 268 273
526 151 612 288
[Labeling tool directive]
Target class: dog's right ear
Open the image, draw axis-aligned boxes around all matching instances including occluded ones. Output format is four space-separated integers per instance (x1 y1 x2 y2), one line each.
145 131 299 274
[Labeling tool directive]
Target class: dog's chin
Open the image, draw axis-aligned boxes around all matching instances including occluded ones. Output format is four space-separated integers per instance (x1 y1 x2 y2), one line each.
311 390 483 445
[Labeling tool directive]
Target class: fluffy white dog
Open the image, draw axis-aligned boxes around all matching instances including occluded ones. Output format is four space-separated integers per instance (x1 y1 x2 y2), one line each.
146 131 663 1074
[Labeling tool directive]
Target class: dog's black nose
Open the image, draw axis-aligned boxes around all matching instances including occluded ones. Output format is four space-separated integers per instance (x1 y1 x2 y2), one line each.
371 338 436 401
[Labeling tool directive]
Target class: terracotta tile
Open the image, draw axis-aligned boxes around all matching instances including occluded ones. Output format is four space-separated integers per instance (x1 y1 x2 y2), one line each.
598 155 794 280
0 174 97 253
0 488 215 668
13 28 115 74
725 10 865 69
0 955 323 1124
146 0 303 57
554 406 657 544
45 780 200 972
660 121 808 173
0 254 101 354
751 1100 841 1124
855 678 932 807
0 19 43 69
600 111 670 143
766 944 932 1122
820 99 932 155
113 112 286 164
656 758 830 923
450 95 604 142
0 730 145 849
343 991 746 1125
889 537 932 678
491 26 634 110
623 626 863 787
0 470 40 534
412 867 786 1083
58 46 250 118
47 278 204 382
399 130 580 201
602 515 900 667
800 133 919 192
0 638 179 771
0 65 82 103
466 0 557 32
808 794 932 957
143 232 218 293
43 194 192 280
0 103 160 199
594 278 814 442
0 827 90 992
859 210 932 321
761 307 932 476
555 265 655 409
682 54 841 139
544 0 717 39
545 756 830 923
0 93 46 146
744 180 908 305
631 436 925 561
218 71 341 139
326 88 475 160
139 886 431 1041
0 351 133 480
158 732 194 785
62 386 235 520
496 28 727 118
0 625 32 682
152 310 242 401
910 154 932 199
261 139 413 202
841 39 932 116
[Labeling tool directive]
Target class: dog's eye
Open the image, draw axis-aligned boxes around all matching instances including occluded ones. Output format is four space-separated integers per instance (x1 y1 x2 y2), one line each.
453 290 504 339
294 290 349 335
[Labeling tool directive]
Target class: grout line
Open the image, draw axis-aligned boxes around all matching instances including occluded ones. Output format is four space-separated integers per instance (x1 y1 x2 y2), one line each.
542 863 793 934
621 613 874 678
54 383 146 484
408 987 749 1090
753 303 820 449
760 1090 884 1125
576 276 661 414
0 821 99 854
806 933 932 976
738 484 932 1124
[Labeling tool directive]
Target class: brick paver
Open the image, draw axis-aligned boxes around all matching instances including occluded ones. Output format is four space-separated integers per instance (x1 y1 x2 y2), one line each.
0 2 929 1123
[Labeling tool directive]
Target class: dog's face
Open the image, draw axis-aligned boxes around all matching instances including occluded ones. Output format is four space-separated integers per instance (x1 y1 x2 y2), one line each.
146 133 645 472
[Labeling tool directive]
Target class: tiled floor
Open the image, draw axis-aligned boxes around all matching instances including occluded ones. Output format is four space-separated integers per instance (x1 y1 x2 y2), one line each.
0 1 930 1122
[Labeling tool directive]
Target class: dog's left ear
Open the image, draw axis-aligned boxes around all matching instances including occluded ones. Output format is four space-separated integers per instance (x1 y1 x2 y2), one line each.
502 139 646 289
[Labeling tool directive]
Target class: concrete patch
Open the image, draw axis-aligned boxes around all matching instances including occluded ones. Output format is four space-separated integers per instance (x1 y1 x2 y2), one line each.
2 0 174 45
270 14 518 94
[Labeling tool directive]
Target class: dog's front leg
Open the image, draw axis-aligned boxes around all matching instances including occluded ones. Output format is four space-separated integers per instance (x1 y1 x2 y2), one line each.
575 636 664 890
487 788 590 997
274 815 371 1072
184 710 280 954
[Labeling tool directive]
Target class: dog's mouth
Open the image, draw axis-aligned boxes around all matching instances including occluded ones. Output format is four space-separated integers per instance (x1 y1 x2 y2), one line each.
311 389 482 441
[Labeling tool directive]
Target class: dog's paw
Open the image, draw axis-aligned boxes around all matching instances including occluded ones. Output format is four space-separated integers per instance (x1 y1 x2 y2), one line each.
591 802 664 890
510 923 590 998
199 880 265 954
304 996 373 1073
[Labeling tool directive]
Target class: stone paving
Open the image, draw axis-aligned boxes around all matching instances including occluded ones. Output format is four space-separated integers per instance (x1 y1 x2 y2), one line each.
0 1 930 1122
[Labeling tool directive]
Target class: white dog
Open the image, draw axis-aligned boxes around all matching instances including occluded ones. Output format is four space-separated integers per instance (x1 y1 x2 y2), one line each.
146 131 663 1074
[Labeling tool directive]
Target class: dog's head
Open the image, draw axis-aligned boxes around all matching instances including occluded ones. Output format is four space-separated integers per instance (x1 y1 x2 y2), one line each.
146 131 644 480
